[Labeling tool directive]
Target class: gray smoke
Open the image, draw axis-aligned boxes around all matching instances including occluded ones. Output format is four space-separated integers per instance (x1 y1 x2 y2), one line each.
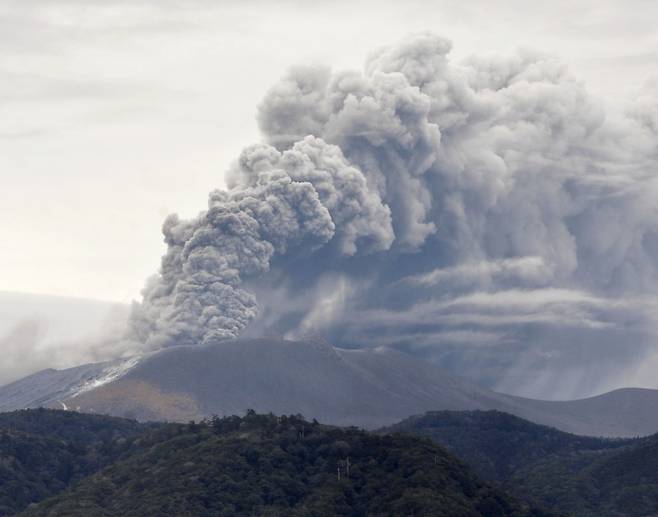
129 33 658 398
0 303 131 386
129 137 393 349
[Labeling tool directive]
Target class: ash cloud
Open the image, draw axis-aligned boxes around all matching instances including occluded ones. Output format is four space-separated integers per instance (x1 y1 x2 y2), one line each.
128 33 658 399
129 137 393 350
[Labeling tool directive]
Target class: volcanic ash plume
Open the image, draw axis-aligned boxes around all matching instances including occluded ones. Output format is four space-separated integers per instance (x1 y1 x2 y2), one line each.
128 33 658 398
129 137 393 350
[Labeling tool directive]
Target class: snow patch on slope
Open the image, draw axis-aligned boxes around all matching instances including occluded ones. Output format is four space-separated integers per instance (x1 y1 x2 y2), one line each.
68 356 142 398
0 355 142 412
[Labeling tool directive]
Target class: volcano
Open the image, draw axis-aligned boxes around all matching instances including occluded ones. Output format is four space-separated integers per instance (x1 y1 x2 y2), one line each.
1 338 657 437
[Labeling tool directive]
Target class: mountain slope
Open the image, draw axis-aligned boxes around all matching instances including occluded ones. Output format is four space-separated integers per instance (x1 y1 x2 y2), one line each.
65 339 514 428
2 338 658 437
19 411 546 517
0 359 137 414
501 388 658 438
386 410 658 516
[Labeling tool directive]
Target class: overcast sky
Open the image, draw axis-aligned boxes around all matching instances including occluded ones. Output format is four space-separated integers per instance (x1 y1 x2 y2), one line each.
2 0 658 303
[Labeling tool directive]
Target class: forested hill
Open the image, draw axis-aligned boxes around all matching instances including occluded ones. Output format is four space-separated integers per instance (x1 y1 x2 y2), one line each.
382 410 632 482
385 410 658 516
4 409 547 517
7 408 658 516
0 409 157 516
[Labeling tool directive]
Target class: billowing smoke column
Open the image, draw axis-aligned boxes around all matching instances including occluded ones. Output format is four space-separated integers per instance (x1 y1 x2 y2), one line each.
129 33 658 399
129 137 393 349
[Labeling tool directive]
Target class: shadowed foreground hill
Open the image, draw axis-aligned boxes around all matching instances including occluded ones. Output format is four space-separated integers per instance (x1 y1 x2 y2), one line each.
16 410 548 517
0 409 156 516
386 411 658 516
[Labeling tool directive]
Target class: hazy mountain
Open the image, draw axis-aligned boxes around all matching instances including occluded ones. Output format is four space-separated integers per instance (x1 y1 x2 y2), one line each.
386 410 658 516
1 338 658 437
13 410 544 517
0 291 130 386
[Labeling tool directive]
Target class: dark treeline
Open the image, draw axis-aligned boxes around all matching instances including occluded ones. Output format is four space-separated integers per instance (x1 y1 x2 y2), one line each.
386 410 658 516
1 409 547 516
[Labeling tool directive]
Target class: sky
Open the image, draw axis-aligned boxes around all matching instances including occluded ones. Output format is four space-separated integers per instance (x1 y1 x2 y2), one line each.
2 1 658 400
2 0 657 303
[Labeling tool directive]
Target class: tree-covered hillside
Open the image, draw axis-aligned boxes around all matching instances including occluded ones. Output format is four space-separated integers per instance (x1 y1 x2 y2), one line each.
385 410 658 516
383 410 631 481
9 410 546 517
6 407 658 516
0 409 157 516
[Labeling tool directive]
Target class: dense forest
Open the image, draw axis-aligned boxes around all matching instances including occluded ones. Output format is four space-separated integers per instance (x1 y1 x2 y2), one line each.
2 409 545 516
0 409 158 515
385 410 658 516
6 408 658 516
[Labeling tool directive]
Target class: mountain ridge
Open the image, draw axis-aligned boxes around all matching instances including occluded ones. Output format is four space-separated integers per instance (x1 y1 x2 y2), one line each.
1 338 658 437
385 410 658 516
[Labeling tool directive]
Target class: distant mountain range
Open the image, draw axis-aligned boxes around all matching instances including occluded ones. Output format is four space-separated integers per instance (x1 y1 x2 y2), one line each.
2 338 658 438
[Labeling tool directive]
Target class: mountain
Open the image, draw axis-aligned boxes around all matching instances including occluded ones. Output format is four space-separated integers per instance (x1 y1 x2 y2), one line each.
386 410 658 516
2 409 546 517
2 338 658 437
0 359 138 414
